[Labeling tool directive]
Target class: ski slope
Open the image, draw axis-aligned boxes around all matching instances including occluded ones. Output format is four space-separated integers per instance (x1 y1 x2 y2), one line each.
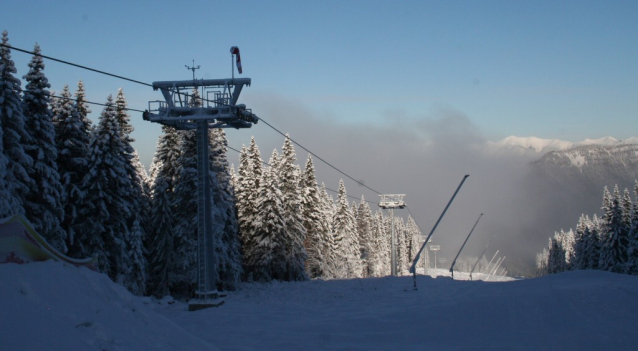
2 261 637 350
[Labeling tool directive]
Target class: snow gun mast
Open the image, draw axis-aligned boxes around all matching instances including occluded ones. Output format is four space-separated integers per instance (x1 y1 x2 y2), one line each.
143 78 259 130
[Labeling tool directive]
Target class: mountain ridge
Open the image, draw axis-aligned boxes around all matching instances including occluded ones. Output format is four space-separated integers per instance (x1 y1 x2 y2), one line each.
487 135 638 155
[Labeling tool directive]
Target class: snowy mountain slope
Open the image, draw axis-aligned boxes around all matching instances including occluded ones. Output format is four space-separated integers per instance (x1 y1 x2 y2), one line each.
3 261 638 350
487 135 638 156
489 136 574 154
531 144 638 197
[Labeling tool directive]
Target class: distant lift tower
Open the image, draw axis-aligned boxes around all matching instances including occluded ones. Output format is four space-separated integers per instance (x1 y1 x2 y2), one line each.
143 48 258 310
379 194 406 276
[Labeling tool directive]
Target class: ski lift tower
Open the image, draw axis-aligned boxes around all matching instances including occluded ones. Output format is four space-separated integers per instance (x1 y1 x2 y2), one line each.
379 194 406 276
143 48 258 311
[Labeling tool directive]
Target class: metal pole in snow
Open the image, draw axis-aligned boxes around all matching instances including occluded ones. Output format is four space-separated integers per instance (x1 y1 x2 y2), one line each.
391 208 397 276
450 213 483 280
487 256 504 281
469 235 493 281
410 175 469 290
484 250 499 279
491 256 506 279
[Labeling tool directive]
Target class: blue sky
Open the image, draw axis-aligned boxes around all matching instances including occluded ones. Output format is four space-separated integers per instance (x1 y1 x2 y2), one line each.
2 0 637 175
3 0 638 260
5 1 637 132
0 0 638 175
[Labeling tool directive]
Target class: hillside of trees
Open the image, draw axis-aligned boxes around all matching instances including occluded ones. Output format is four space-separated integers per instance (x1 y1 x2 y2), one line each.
536 182 638 277
1 31 426 298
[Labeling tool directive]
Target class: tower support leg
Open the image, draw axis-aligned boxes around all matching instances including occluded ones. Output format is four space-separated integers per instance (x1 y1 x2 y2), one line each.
190 121 224 310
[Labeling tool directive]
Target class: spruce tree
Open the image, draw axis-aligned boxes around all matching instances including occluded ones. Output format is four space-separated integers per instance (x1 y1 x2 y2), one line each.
599 185 629 272
277 136 308 281
236 144 254 273
572 215 588 270
301 155 330 278
331 180 362 278
153 125 182 190
356 197 373 277
0 30 32 217
406 216 421 272
52 84 92 257
77 95 132 280
148 176 174 298
536 248 549 276
22 43 66 251
395 217 408 273
250 151 285 281
368 211 385 277
237 137 263 276
621 188 633 273
547 232 566 274
586 215 602 270
319 183 336 278
628 181 638 274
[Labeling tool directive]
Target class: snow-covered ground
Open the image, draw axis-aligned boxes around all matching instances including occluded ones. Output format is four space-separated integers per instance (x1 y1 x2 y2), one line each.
3 261 638 350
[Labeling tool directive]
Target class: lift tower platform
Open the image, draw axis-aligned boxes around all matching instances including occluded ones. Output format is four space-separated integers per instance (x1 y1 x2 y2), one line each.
144 63 258 310
379 194 406 276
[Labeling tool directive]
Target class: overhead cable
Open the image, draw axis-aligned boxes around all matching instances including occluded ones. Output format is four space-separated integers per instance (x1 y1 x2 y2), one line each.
4 43 384 199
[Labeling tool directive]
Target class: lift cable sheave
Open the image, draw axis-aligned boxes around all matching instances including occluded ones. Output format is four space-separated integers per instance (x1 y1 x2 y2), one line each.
143 78 258 130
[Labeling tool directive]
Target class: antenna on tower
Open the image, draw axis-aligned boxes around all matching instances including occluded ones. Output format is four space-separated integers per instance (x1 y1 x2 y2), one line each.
185 59 200 81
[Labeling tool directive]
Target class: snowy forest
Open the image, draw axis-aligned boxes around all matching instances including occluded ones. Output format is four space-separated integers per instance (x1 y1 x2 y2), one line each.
536 182 638 276
0 32 427 298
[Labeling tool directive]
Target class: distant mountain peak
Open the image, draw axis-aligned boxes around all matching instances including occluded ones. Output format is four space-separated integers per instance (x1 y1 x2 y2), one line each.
487 135 637 155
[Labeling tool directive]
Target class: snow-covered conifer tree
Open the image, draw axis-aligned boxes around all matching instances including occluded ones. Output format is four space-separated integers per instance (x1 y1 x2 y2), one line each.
356 197 373 277
585 215 602 270
318 183 336 278
112 87 148 294
77 95 132 280
621 188 633 273
237 137 263 277
331 180 362 278
52 84 92 257
21 43 66 251
395 217 409 273
0 31 32 217
148 176 174 298
250 151 285 281
152 125 182 190
367 211 385 277
547 231 567 274
276 136 307 281
572 215 589 270
628 181 638 274
536 248 549 276
145 125 181 294
236 145 253 271
301 156 330 278
405 216 421 272
599 185 629 272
